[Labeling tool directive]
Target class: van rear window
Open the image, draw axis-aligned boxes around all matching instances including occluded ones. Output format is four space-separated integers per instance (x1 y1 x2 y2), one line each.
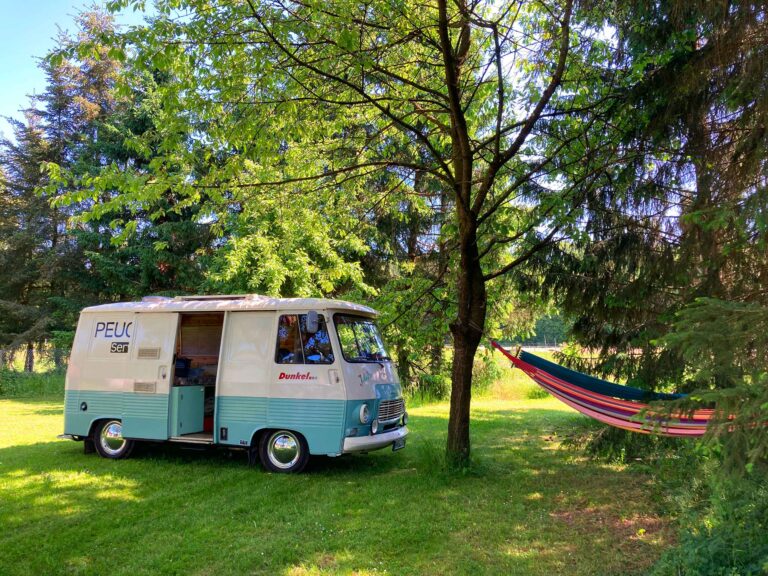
275 314 334 364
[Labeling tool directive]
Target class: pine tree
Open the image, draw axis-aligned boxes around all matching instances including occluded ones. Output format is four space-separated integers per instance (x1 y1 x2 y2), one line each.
525 1 768 393
0 114 56 363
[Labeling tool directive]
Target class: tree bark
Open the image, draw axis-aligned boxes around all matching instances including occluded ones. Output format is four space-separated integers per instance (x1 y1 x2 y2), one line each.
429 340 443 375
397 344 411 394
437 0 486 466
446 214 487 466
54 347 65 371
24 342 34 373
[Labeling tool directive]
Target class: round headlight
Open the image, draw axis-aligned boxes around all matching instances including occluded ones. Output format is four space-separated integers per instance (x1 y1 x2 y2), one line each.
371 419 379 435
402 411 408 426
359 403 371 424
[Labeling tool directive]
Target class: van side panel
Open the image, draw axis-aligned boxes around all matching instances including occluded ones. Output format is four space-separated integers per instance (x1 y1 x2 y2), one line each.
216 311 346 455
216 312 273 445
267 398 345 454
121 313 178 440
64 314 91 436
268 310 346 454
64 311 176 440
64 313 134 437
64 390 125 437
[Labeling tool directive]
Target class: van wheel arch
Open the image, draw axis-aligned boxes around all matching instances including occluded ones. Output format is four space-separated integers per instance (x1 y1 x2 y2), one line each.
250 428 268 448
88 418 105 439
247 429 268 466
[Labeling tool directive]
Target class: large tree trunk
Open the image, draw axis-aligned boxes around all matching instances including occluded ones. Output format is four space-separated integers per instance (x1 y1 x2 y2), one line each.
24 342 34 373
54 346 65 371
429 340 444 375
438 0 484 466
397 344 411 394
446 217 487 466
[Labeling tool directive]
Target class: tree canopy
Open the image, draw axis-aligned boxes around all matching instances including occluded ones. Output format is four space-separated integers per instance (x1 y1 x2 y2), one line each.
1 0 766 468
81 0 623 464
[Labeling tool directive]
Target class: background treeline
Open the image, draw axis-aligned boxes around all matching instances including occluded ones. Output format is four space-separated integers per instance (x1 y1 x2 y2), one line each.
0 11 458 389
1 2 767 572
0 13 212 370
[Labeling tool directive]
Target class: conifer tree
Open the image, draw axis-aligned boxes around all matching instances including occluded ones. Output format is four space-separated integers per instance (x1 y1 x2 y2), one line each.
526 1 768 391
0 114 57 363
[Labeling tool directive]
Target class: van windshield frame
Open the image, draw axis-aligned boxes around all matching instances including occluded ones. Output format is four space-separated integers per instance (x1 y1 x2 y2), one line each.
333 314 391 363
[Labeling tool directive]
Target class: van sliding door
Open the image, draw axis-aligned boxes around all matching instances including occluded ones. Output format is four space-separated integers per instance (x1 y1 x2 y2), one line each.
122 312 179 439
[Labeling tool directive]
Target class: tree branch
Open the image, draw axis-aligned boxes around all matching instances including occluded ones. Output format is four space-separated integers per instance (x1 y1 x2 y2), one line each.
244 0 456 183
437 0 473 210
471 0 573 215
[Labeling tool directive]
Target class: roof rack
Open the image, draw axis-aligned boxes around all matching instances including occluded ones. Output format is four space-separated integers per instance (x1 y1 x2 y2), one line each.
172 294 252 302
141 295 173 303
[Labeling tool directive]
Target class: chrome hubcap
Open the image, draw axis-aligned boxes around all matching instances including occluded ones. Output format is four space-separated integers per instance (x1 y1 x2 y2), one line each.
267 432 300 469
100 421 126 456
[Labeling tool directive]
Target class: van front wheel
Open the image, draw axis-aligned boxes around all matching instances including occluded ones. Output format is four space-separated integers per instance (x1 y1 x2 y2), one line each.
94 420 135 459
259 430 309 473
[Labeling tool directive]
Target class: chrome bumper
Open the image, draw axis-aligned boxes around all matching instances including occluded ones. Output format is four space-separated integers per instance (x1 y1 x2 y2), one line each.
343 426 409 453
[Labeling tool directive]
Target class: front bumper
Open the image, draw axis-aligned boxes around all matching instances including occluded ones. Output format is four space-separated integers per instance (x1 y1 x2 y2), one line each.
343 426 409 453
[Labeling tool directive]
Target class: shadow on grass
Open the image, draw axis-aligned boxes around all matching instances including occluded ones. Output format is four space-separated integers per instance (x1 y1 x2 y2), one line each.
29 407 64 416
0 406 673 576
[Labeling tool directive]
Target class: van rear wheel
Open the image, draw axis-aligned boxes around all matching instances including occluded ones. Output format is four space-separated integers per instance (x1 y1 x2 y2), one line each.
93 420 135 459
259 430 309 473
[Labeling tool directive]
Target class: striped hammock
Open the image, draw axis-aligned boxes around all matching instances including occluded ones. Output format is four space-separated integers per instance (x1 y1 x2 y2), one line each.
491 341 713 437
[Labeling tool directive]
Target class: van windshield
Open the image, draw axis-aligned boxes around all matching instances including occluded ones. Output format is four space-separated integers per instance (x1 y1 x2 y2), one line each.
334 314 390 363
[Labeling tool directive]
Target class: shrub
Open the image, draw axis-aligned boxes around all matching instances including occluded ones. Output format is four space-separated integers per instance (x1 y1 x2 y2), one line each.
525 385 550 400
472 348 504 393
651 473 768 576
0 369 65 397
562 424 684 464
411 373 451 403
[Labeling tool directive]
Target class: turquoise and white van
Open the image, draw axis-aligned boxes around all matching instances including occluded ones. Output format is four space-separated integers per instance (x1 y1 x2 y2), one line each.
60 294 408 472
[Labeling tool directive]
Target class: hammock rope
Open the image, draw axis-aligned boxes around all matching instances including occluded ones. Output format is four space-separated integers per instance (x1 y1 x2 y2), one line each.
490 341 713 437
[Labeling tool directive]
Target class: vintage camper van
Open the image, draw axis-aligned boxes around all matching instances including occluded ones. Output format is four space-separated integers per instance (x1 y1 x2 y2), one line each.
60 294 408 472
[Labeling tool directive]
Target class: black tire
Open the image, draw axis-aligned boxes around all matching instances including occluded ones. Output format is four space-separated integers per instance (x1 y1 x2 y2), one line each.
258 429 309 473
93 419 135 460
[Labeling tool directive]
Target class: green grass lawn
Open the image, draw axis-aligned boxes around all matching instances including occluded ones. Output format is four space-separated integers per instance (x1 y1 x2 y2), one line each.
0 388 675 576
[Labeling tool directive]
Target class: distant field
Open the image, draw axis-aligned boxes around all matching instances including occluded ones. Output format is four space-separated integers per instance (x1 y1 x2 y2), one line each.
0 386 675 575
478 347 558 401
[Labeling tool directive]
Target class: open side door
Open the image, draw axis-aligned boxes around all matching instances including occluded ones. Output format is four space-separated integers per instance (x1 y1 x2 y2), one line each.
122 312 179 439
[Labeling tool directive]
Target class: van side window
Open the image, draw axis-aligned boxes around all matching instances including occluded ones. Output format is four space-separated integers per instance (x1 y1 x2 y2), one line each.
275 314 334 365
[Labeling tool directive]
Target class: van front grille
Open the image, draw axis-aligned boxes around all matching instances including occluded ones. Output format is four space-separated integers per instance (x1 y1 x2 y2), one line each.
377 399 405 423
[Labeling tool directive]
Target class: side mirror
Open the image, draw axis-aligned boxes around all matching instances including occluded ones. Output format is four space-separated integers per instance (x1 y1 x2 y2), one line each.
306 310 319 334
